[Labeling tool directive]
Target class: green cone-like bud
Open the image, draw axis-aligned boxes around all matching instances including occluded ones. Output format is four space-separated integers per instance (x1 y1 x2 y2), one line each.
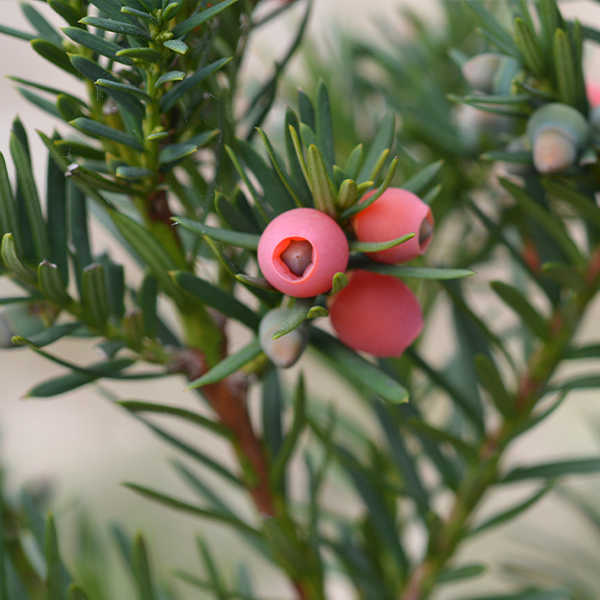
0 304 46 349
462 53 502 94
462 54 520 95
259 308 308 368
527 103 589 173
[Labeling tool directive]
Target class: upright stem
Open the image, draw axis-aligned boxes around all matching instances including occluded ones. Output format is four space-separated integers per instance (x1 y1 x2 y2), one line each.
171 349 322 600
400 251 600 600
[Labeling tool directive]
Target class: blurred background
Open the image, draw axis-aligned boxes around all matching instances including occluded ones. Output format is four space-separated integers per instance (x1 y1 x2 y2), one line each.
2 1 600 598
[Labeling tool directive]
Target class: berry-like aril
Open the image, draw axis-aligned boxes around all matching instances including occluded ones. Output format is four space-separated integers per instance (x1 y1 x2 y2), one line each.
328 270 423 357
352 188 433 264
526 103 589 174
257 208 349 298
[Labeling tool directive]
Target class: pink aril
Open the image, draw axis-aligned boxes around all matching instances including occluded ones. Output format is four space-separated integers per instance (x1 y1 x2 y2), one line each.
257 208 349 298
328 270 423 358
352 188 433 264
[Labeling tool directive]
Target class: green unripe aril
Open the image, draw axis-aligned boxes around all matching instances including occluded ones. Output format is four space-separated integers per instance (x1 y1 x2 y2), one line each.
527 103 589 173
462 53 521 95
259 308 308 368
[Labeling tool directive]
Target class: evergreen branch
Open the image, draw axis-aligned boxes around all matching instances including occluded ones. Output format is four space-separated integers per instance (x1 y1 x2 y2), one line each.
398 244 600 600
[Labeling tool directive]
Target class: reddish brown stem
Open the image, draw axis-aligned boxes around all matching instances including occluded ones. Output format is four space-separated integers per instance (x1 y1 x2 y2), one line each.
293 582 309 600
169 348 326 599
587 246 600 284
169 349 326 599
147 187 179 235
204 377 275 516
170 349 274 516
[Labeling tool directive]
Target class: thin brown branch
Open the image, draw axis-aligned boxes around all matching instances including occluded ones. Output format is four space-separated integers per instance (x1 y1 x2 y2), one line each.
169 348 275 516
147 187 179 239
169 347 325 599
204 375 275 516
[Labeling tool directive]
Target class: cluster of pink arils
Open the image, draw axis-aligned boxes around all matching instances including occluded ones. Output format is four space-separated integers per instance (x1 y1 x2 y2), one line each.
257 188 433 359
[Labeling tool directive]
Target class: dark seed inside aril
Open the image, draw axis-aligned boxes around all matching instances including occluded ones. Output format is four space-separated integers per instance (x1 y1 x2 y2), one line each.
280 239 313 276
419 218 433 247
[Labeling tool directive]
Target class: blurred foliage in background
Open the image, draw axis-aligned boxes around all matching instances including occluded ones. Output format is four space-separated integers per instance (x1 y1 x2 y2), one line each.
2 1 600 599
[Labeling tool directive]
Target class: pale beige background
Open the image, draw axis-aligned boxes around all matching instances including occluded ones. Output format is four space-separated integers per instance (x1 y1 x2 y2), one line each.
1 1 600 598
